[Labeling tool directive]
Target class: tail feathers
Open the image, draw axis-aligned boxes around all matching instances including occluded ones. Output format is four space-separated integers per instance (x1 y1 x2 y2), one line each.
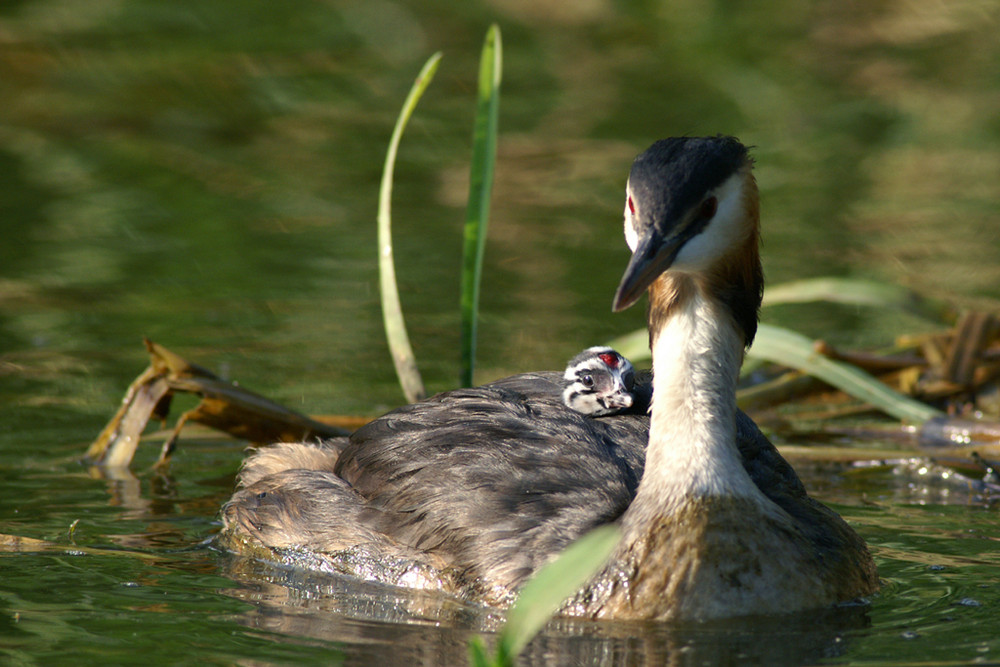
237 440 345 488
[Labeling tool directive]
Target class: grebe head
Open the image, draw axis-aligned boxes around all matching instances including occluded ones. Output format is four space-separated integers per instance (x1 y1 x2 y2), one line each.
562 346 635 416
612 136 762 345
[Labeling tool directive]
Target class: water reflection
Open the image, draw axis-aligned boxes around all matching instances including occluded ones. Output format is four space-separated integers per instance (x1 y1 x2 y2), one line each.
2 0 998 413
222 555 871 667
69 436 1000 664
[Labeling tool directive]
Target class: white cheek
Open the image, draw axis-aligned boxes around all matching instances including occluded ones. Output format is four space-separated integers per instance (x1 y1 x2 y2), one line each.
673 173 745 270
624 195 639 251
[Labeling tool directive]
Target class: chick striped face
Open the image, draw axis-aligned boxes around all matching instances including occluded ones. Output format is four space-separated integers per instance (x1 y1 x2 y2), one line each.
562 346 636 416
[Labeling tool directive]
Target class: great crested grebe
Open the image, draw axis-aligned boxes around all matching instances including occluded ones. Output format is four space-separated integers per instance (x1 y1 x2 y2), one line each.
561 346 641 416
220 136 878 618
571 136 878 618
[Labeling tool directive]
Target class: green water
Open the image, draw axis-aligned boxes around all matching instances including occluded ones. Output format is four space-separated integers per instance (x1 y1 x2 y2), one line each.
3 1 1000 664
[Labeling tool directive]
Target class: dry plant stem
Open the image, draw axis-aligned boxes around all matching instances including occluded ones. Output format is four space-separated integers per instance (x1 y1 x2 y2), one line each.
813 340 927 373
944 312 996 387
86 339 349 468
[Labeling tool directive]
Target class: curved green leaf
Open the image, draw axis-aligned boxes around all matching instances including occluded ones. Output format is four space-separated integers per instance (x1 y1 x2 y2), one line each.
377 53 441 403
606 322 942 423
748 323 943 423
763 277 947 320
500 524 620 659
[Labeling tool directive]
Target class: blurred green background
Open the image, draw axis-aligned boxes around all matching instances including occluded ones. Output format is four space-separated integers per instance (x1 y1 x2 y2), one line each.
2 2 1000 665
3 0 998 424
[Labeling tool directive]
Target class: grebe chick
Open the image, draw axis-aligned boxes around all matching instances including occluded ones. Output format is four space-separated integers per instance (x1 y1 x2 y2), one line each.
562 346 636 416
220 136 877 619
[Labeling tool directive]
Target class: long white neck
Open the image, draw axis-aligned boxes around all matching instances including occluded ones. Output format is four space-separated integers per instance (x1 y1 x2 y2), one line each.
629 283 759 520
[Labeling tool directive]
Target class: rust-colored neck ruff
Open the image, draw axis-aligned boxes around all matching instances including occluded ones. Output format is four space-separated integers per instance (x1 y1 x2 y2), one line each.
647 167 762 346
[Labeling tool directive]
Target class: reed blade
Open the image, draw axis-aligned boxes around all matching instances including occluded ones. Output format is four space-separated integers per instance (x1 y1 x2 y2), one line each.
749 323 943 424
377 53 442 403
500 524 620 659
459 24 502 387
763 277 947 320
606 322 942 423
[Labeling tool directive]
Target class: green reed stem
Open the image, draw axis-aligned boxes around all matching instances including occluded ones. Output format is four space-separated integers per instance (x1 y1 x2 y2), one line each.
607 321 942 423
459 24 502 387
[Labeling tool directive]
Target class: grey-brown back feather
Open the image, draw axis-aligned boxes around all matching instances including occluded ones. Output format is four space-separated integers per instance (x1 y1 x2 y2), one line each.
223 369 828 599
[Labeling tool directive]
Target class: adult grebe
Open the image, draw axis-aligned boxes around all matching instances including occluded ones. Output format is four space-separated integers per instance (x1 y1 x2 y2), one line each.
571 136 878 618
220 136 878 618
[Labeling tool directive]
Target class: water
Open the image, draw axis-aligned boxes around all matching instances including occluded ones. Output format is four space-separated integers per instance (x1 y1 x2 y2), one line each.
2 1 1000 664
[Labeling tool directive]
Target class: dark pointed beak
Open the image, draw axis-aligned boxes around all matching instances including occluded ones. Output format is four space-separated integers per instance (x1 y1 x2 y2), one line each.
612 227 682 312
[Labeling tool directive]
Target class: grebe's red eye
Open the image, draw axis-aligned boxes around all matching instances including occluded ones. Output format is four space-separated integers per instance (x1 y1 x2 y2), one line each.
698 196 717 220
627 196 635 216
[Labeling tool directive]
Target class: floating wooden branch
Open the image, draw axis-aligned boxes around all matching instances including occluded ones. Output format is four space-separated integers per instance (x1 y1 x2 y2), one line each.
86 339 350 468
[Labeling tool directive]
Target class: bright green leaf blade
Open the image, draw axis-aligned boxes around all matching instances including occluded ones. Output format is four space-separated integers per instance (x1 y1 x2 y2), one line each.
468 637 503 667
607 322 942 423
377 52 441 403
608 276 950 366
460 24 502 387
763 277 949 321
749 323 943 423
500 524 620 659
